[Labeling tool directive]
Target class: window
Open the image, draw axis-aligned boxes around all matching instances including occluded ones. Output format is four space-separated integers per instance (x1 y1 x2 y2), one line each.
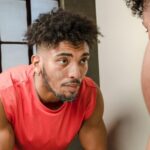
0 0 59 71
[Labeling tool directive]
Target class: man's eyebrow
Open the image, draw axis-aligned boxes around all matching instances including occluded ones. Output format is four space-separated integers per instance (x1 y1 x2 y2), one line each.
55 52 90 57
56 53 73 57
82 53 90 57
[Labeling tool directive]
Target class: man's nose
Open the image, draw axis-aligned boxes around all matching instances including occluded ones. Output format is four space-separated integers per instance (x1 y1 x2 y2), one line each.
68 64 81 79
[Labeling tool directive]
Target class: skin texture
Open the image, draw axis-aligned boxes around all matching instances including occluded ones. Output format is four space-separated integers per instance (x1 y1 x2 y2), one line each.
141 42 150 150
147 138 150 150
141 1 150 113
126 0 150 150
0 100 14 150
125 0 150 113
141 1 150 114
141 41 150 113
123 1 150 149
79 86 107 150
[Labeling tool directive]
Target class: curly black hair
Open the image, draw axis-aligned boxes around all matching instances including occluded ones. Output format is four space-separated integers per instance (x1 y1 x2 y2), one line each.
125 0 144 17
24 8 100 49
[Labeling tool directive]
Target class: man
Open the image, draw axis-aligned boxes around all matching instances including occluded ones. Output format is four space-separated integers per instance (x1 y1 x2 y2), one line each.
0 8 107 150
125 0 150 149
125 0 150 113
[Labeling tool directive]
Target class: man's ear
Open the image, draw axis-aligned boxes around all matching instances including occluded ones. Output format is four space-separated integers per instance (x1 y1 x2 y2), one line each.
31 55 41 74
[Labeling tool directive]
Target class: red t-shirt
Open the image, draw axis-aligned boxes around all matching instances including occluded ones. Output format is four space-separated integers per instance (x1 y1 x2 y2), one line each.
0 65 97 150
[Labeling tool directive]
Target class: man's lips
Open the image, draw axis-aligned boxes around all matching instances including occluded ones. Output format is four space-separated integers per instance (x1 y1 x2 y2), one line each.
62 81 81 92
64 83 80 87
62 79 81 87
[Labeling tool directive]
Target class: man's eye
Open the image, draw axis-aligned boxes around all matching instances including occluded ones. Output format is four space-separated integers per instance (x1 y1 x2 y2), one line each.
80 58 88 64
59 59 68 65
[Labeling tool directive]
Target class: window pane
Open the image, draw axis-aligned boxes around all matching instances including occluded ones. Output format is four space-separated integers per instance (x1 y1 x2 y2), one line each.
33 45 36 55
31 0 58 21
2 44 29 71
0 0 27 41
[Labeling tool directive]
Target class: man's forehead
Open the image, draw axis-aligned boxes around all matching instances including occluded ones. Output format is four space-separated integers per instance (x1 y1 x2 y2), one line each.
50 48 90 57
52 41 89 52
36 41 90 55
57 41 89 49
54 51 90 57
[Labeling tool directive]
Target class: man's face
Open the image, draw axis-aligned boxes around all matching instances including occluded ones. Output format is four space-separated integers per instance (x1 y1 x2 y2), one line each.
142 1 150 39
35 41 89 102
141 1 150 113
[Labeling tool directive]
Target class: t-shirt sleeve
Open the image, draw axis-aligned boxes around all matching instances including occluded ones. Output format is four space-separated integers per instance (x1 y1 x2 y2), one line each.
0 88 16 123
84 87 97 120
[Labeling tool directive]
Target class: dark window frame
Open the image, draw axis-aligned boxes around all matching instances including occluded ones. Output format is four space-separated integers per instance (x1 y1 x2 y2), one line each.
0 0 59 72
0 0 33 72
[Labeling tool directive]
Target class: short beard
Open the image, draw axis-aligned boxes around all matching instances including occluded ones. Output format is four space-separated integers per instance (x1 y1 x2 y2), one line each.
42 66 77 102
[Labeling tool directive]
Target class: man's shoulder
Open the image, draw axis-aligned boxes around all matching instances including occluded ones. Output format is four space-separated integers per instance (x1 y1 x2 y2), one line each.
82 76 97 88
78 77 97 98
0 65 33 90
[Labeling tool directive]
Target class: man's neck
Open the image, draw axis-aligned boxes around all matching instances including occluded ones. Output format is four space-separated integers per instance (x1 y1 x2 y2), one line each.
33 74 63 110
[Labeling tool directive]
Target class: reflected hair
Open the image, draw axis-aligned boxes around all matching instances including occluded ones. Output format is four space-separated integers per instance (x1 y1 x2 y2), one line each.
125 0 145 17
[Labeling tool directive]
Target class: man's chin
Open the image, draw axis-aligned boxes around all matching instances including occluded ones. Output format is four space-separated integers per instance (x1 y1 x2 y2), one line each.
57 93 77 102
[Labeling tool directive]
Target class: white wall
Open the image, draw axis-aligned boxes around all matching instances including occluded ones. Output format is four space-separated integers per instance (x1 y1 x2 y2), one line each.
96 0 150 150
